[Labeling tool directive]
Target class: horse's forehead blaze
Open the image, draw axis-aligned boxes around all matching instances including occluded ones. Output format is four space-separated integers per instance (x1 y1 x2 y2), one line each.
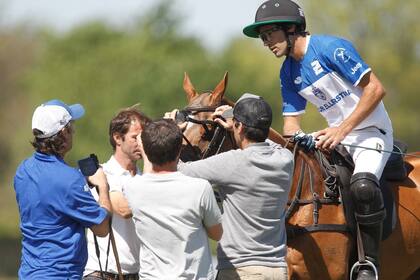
184 124 203 145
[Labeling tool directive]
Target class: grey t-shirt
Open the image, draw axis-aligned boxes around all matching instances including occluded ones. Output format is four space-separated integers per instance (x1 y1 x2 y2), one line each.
179 141 293 269
125 171 222 280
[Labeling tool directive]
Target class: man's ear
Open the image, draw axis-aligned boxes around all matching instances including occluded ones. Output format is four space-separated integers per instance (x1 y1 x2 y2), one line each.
237 122 245 133
113 133 123 146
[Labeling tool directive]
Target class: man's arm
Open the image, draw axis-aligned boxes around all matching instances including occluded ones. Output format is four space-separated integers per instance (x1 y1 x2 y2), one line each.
109 192 132 219
200 182 223 241
88 168 112 237
137 134 152 174
283 115 302 136
206 223 223 241
314 71 385 149
178 151 236 186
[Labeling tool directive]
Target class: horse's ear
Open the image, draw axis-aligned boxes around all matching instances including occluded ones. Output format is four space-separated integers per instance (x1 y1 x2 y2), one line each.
211 72 228 105
183 72 198 102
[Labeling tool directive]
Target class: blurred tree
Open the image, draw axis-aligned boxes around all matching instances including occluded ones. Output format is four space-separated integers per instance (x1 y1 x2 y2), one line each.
302 0 420 148
22 1 222 165
0 28 37 177
1 0 419 277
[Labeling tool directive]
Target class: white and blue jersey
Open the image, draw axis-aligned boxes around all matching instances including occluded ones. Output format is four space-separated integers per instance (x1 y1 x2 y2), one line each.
280 34 392 132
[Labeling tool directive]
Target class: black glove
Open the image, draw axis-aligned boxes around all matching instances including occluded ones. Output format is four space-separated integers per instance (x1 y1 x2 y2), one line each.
292 131 316 152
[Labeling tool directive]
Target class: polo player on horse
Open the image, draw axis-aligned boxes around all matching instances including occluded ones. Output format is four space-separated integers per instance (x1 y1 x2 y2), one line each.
243 1 394 279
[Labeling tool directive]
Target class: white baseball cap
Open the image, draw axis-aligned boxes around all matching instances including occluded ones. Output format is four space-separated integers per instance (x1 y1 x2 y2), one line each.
32 99 85 138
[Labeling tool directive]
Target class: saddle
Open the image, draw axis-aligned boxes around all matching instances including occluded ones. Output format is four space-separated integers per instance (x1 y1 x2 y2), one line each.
324 140 408 240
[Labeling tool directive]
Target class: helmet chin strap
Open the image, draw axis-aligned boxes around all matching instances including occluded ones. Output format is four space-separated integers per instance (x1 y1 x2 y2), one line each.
285 35 293 56
282 29 308 57
282 29 296 57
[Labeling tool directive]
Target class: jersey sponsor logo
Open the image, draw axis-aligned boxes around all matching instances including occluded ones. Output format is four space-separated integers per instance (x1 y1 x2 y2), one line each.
294 76 302 84
312 86 326 100
351 62 362 75
318 89 351 113
311 60 324 75
334 48 351 63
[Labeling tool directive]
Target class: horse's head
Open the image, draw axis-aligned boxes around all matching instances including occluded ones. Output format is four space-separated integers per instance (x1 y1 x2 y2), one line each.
179 72 236 161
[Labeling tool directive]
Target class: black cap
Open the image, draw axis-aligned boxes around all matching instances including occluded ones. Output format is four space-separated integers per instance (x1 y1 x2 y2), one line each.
224 93 272 129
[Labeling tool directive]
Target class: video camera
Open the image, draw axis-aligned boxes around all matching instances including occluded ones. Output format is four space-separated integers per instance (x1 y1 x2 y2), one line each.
78 154 99 177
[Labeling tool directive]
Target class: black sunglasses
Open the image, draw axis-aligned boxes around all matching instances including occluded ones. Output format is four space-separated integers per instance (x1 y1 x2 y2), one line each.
259 26 281 43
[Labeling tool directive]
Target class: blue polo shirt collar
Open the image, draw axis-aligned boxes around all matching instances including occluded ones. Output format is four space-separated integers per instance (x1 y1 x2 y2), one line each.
34 151 65 163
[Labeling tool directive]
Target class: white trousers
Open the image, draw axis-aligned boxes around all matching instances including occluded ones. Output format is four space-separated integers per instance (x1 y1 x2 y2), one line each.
341 127 393 179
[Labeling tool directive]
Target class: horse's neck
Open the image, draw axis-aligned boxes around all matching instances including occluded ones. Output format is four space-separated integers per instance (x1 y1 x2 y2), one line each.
405 152 420 187
268 128 287 146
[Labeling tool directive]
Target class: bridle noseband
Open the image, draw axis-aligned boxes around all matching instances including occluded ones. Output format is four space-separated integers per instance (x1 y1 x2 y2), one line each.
178 105 232 161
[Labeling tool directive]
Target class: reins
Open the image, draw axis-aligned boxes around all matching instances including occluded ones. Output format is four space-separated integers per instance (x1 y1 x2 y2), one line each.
285 145 350 238
179 105 233 160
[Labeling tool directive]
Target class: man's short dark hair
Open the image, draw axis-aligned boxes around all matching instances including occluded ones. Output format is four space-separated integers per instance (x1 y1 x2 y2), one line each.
141 119 182 166
31 122 72 156
109 107 151 150
242 124 270 142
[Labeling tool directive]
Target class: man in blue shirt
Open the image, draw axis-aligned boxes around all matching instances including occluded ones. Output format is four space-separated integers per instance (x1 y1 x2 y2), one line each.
14 99 112 279
243 1 393 279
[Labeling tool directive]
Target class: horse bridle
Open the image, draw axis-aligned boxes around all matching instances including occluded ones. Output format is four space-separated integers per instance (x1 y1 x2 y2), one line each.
178 105 233 160
285 145 350 238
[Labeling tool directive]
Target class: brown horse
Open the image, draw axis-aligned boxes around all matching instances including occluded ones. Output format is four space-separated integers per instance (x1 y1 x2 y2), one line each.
178 72 420 280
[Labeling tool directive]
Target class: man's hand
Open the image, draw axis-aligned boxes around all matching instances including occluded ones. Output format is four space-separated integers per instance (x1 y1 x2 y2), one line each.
164 109 187 131
212 105 234 131
88 168 112 216
313 127 347 150
88 168 109 192
136 134 152 173
292 131 316 152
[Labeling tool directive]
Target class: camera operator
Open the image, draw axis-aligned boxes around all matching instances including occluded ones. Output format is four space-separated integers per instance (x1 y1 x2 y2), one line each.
14 99 111 279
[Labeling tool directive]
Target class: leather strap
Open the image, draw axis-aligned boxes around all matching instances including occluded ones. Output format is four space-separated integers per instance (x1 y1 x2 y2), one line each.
109 222 124 280
92 218 124 280
287 224 350 239
93 234 106 279
356 223 366 263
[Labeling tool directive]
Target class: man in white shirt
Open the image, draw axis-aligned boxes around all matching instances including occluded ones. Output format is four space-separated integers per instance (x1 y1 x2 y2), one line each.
84 107 150 280
125 119 223 280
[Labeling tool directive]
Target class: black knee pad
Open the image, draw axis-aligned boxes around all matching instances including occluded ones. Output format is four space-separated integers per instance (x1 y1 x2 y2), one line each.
350 172 385 225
